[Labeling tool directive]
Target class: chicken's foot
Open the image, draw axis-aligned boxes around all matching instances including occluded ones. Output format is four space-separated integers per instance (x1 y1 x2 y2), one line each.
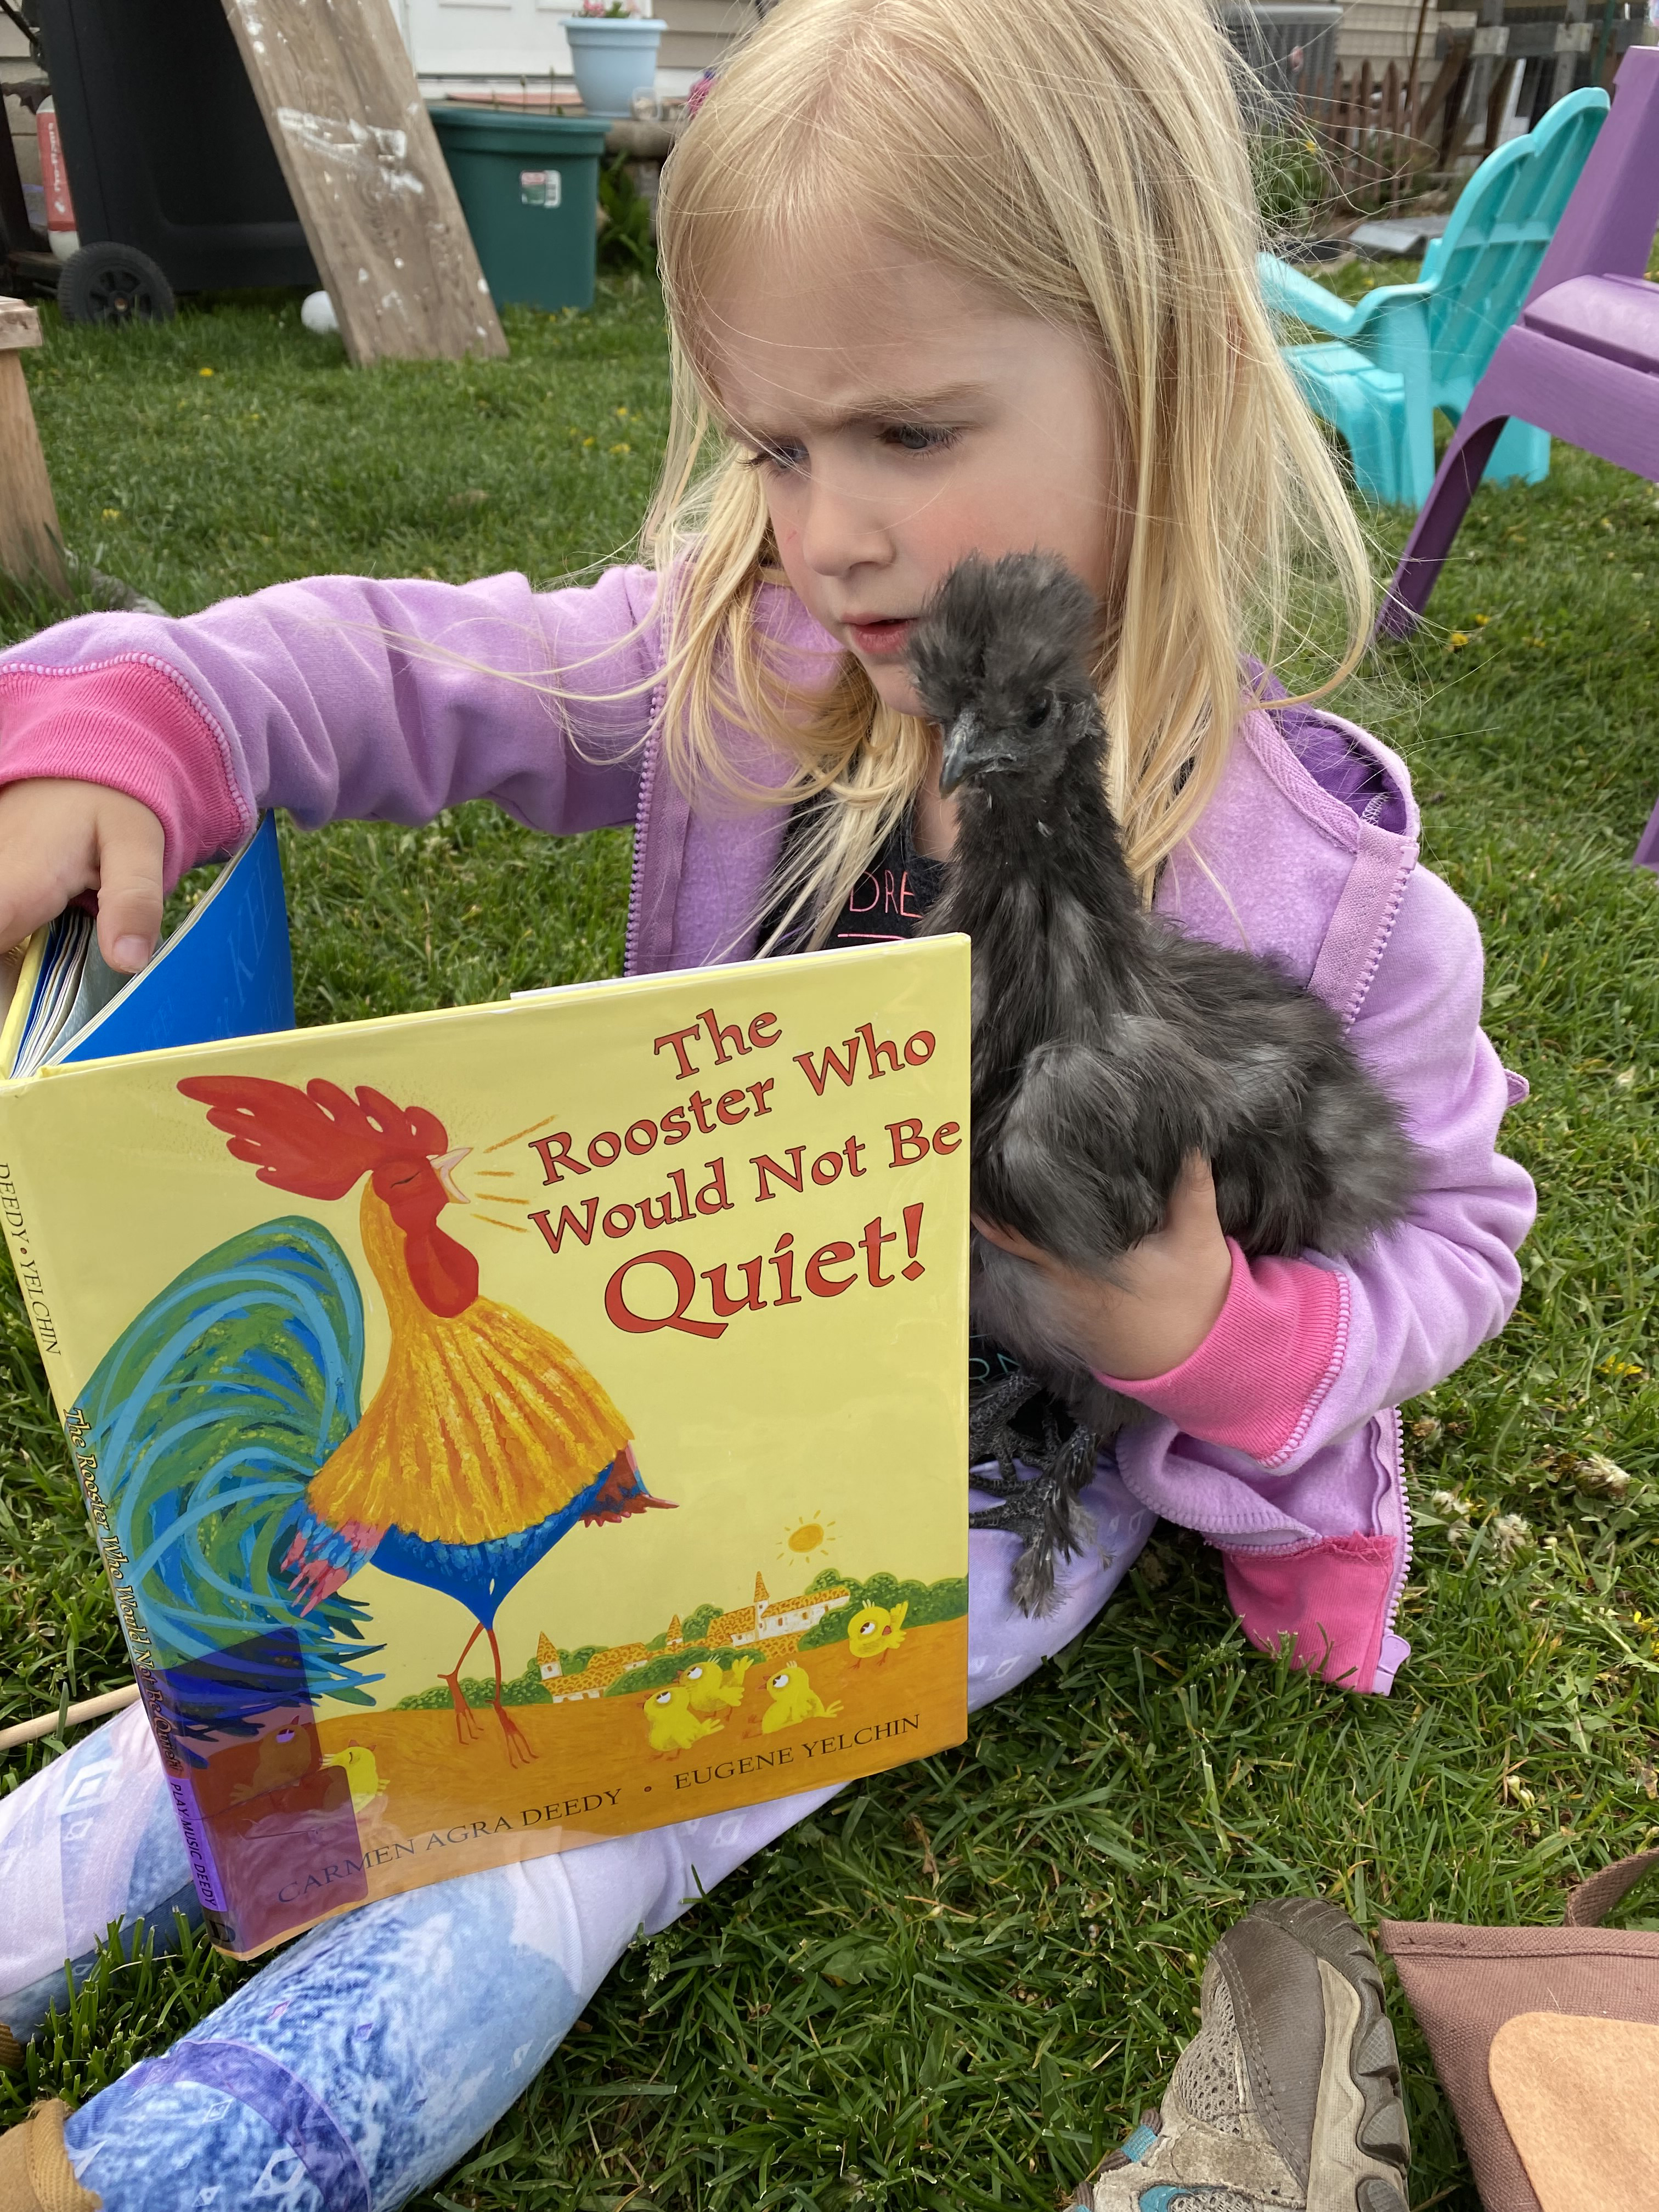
968 1364 1099 1616
486 1626 537 1768
442 1621 487 1747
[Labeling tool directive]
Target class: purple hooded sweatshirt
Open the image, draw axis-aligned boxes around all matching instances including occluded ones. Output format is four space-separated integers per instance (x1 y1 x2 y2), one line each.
0 562 1536 1695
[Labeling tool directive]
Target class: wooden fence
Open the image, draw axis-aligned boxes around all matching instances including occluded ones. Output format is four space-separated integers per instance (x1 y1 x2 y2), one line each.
1288 36 1480 211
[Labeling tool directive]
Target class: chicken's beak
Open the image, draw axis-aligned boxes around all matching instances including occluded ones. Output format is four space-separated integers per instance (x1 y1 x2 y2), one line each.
430 1146 472 1204
938 709 983 797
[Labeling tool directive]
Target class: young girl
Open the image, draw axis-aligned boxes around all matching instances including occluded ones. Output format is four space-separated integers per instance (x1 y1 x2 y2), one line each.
0 0 1534 2201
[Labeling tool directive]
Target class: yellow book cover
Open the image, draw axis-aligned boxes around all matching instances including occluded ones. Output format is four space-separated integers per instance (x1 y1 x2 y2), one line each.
0 934 969 1957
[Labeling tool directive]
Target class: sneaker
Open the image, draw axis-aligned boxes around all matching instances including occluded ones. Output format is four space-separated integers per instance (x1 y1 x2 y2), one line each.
1079 1897 1410 2212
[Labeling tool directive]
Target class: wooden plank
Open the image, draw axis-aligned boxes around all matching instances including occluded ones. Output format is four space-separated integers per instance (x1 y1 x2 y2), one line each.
0 300 67 595
217 0 507 367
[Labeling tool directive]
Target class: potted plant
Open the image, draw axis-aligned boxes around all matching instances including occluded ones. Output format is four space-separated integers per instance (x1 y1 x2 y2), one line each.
561 0 669 121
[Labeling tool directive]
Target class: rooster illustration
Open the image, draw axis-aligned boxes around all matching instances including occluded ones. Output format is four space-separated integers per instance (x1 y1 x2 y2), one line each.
70 1077 671 1769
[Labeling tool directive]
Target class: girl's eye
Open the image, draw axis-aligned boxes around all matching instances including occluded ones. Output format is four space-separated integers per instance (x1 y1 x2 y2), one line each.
883 424 958 455
744 439 807 474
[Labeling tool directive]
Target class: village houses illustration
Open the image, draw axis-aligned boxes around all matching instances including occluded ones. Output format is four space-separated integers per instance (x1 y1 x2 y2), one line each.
537 1572 852 1702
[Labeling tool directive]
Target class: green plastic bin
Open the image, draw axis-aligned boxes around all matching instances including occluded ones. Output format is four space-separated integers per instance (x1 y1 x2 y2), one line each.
428 107 610 313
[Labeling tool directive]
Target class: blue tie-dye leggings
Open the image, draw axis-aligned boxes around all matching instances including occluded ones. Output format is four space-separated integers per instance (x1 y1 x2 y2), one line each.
1 1471 1150 2212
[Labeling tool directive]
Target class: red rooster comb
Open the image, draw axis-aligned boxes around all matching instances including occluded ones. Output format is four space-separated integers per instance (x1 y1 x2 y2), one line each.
178 1077 452 1200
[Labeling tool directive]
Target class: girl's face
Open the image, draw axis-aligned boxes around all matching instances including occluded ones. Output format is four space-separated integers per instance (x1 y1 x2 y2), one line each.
709 235 1125 720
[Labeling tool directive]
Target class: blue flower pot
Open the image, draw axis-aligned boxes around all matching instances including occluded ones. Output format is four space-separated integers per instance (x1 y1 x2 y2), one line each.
561 18 668 120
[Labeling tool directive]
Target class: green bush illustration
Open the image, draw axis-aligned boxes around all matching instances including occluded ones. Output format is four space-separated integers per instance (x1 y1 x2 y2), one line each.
797 1572 967 1649
393 1575 964 1708
603 1644 717 1697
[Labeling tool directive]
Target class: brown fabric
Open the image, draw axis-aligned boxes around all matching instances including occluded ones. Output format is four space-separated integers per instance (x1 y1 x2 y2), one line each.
1562 1847 1659 1927
1489 2013 1659 2212
0 2102 100 2212
1379 1850 1659 2212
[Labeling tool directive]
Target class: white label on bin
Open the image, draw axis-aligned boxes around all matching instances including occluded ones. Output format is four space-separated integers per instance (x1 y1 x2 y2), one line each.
520 170 562 209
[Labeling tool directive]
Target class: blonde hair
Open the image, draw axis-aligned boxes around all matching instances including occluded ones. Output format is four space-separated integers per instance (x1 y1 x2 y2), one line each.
645 0 1372 945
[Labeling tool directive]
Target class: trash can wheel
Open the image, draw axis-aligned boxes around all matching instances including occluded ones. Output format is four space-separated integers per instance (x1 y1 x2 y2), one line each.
57 242 176 326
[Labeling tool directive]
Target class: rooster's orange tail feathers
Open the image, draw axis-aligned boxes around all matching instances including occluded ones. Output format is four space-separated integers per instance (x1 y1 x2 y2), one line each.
178 1076 452 1199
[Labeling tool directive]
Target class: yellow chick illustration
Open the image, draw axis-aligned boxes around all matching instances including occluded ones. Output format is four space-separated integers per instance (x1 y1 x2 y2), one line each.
645 1683 726 1756
321 1742 384 1818
229 1711 313 1804
760 1661 842 1735
846 1601 908 1665
679 1655 757 1717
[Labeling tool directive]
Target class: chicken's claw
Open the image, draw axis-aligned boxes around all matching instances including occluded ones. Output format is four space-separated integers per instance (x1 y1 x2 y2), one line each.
494 1702 537 1768
441 1669 484 1746
969 1364 1099 1615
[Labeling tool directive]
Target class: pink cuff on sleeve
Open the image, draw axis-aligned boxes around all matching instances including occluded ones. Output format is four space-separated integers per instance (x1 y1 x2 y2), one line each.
0 656 251 886
1096 1239 1346 1466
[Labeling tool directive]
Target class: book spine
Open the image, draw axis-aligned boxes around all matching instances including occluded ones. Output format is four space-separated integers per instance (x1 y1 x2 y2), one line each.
61 1396 240 1949
0 1141 61 1381
0 1135 74 1402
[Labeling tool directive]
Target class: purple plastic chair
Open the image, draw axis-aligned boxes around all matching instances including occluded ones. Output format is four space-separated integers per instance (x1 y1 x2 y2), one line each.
1377 47 1659 868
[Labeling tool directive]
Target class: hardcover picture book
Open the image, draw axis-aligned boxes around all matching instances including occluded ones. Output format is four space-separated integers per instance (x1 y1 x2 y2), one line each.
0 822 970 1957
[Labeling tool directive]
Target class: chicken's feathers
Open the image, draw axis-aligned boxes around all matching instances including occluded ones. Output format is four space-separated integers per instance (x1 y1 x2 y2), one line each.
69 1217 382 1735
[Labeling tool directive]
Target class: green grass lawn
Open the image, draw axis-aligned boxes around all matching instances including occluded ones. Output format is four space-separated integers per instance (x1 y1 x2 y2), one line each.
1 281 1657 2212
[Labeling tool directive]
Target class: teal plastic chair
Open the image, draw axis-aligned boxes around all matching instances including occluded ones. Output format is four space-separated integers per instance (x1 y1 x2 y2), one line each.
1258 88 1610 507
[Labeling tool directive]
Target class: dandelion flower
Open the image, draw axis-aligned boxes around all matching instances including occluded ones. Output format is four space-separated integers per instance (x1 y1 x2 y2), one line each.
1447 631 1469 651
199 366 214 377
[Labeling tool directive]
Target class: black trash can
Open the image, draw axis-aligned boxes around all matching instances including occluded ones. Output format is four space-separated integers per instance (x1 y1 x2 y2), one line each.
32 0 316 321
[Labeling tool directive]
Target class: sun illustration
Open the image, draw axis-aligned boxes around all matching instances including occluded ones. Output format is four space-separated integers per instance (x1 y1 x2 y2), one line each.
780 1513 835 1562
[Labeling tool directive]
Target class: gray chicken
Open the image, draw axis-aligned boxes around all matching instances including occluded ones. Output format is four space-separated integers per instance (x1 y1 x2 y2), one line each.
910 553 1420 1611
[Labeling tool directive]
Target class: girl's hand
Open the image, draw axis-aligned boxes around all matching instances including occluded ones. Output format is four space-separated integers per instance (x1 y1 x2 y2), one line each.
975 1155 1231 1381
0 778 166 975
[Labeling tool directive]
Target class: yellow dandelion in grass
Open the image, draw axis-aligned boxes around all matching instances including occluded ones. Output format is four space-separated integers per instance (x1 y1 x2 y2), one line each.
780 1512 835 1563
1447 631 1469 651
199 366 214 377
101 507 121 520
610 441 631 456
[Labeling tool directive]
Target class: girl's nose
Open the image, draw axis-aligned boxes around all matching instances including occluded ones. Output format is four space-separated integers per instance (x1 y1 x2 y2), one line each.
797 473 892 579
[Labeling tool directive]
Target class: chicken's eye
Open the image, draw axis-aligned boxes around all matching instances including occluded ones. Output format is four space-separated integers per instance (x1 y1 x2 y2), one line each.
1025 698 1052 732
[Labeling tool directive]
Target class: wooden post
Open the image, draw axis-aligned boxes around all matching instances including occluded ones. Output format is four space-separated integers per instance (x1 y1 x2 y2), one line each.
217 0 509 367
1382 62 1402 207
1549 0 1590 112
0 300 67 596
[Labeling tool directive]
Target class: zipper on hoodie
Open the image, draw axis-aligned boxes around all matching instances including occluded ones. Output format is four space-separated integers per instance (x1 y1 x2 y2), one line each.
622 726 661 978
1380 1404 1414 1647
